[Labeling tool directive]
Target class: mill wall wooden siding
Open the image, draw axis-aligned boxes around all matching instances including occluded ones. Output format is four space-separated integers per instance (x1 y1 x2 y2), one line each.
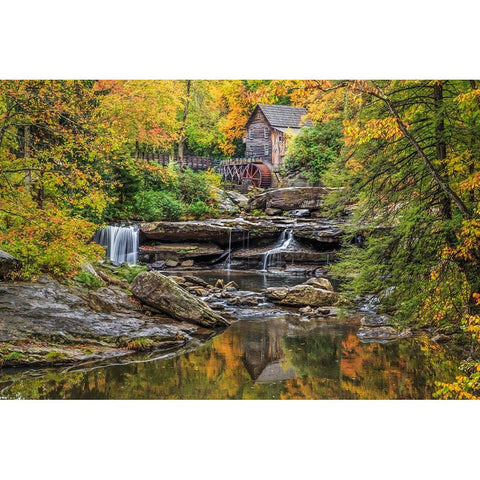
245 109 287 171
245 109 272 164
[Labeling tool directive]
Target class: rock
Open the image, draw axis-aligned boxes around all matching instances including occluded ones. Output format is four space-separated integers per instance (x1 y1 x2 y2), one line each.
357 326 411 342
303 277 334 291
83 285 143 314
264 286 289 301
265 208 283 216
224 281 239 290
141 219 280 246
188 287 210 297
299 306 314 314
81 262 99 277
149 261 165 270
208 302 226 311
247 187 336 212
211 187 240 215
215 279 225 289
360 314 392 327
287 209 310 217
225 190 249 209
169 276 187 284
141 218 342 247
285 266 308 275
131 272 230 329
140 243 223 262
265 284 338 307
315 307 331 316
165 259 179 268
0 249 22 280
0 277 190 352
181 259 194 267
219 290 233 299
184 275 210 287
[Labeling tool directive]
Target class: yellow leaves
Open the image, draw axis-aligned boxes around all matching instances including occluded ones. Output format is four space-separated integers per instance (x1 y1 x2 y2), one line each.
97 80 184 150
344 116 402 146
445 151 471 177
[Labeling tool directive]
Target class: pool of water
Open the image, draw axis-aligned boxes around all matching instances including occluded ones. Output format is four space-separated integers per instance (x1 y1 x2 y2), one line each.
0 271 462 399
0 316 461 400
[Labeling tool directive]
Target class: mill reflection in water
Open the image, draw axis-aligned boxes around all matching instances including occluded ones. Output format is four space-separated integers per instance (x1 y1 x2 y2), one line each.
1 312 460 400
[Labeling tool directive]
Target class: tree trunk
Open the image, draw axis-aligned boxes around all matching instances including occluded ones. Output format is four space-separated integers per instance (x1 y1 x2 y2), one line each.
24 124 31 189
433 81 452 222
177 80 192 166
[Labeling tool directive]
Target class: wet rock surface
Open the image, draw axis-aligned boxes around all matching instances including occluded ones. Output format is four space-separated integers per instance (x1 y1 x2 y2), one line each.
0 276 198 366
140 217 343 247
139 243 224 263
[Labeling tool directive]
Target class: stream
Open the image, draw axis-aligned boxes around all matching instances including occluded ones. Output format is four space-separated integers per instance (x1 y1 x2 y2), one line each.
0 271 461 399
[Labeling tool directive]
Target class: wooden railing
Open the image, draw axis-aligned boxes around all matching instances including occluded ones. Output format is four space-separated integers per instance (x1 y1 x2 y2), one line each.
136 152 214 170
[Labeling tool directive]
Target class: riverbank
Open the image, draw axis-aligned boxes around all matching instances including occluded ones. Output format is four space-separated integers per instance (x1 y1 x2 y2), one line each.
0 268 465 399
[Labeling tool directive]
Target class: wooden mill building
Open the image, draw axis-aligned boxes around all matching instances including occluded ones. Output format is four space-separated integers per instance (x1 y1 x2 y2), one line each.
245 104 312 173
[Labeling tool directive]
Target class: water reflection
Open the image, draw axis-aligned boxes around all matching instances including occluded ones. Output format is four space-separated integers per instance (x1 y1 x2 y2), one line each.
0 315 461 400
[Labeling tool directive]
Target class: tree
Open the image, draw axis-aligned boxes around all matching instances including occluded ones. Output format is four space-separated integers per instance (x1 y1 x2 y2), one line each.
0 80 111 277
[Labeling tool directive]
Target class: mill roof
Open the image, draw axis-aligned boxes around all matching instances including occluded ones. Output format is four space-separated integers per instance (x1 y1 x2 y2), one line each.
250 104 313 129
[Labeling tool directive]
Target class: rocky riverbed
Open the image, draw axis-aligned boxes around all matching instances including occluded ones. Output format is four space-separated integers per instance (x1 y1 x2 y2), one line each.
0 266 232 368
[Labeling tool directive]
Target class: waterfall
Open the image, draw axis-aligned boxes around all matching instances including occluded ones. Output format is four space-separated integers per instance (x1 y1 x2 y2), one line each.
261 229 295 271
224 228 232 270
93 225 139 265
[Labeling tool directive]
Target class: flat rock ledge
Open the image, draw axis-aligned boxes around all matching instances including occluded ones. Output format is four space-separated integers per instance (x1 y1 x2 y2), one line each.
0 275 222 368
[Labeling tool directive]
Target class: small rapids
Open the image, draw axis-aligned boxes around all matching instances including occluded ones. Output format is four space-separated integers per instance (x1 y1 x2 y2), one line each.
261 229 297 271
94 225 139 265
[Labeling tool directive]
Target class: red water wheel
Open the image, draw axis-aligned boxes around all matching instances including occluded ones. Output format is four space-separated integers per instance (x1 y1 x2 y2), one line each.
242 163 272 188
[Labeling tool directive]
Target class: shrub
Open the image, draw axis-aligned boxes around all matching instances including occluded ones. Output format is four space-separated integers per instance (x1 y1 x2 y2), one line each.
116 264 148 283
75 271 105 289
134 190 185 221
187 200 211 219
0 206 103 280
284 120 343 183
178 168 211 204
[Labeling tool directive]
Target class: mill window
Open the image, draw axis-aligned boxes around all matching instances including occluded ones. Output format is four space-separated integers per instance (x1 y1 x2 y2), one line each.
264 128 269 139
264 145 269 155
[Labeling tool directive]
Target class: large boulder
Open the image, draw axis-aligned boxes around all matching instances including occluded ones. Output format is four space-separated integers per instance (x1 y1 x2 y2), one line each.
0 249 22 280
247 187 336 212
265 283 338 307
303 277 334 291
131 271 230 329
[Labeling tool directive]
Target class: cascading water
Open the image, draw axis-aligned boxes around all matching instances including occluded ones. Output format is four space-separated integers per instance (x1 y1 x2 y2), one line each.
94 225 139 265
261 229 296 271
224 227 232 270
